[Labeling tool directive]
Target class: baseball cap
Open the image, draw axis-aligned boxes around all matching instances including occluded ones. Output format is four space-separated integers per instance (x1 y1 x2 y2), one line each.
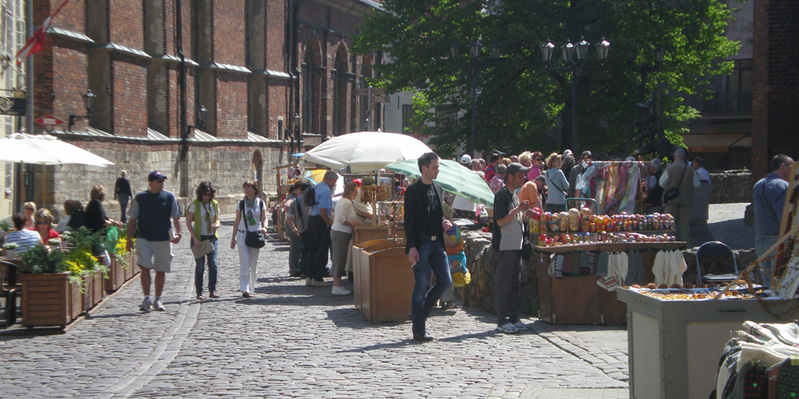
460 154 472 164
505 162 530 175
148 171 167 181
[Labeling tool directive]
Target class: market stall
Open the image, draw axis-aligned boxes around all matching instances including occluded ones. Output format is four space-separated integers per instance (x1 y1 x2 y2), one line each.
531 203 681 325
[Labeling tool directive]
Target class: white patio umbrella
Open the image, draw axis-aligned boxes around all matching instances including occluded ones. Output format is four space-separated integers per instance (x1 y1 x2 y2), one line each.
302 131 432 173
0 133 114 208
0 133 114 166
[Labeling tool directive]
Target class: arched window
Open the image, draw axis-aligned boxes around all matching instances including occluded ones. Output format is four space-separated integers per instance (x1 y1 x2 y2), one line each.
332 46 348 136
302 48 315 134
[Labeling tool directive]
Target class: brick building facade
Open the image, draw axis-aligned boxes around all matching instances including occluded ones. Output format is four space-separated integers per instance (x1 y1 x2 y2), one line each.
24 0 381 217
751 0 799 179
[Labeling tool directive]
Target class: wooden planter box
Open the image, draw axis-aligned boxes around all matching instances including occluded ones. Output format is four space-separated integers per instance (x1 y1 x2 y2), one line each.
81 269 105 311
105 255 125 293
20 272 82 328
124 252 139 281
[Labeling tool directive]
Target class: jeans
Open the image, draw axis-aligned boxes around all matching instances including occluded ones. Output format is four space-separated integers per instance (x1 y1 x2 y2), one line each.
495 250 522 325
118 194 130 223
756 234 779 288
308 216 331 280
287 227 303 275
411 239 451 336
194 235 218 295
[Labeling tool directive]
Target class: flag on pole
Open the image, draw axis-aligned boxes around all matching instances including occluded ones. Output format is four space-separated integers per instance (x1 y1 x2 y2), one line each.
15 0 69 66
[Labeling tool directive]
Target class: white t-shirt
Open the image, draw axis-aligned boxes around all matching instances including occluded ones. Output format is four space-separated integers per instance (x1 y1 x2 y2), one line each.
187 201 217 236
332 198 356 234
238 198 264 232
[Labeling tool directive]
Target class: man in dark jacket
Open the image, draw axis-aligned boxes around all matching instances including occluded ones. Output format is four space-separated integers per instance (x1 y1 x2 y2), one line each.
114 170 133 223
404 152 451 342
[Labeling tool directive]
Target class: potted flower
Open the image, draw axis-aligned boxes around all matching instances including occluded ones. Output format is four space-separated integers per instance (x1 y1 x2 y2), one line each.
3 242 19 258
64 227 106 308
48 238 61 251
19 244 83 327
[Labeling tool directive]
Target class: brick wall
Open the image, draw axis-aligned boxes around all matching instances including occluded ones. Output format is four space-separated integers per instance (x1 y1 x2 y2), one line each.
110 0 144 49
751 0 799 179
111 55 149 137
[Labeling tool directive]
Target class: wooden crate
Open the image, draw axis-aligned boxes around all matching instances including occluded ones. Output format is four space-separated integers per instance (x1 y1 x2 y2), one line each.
353 242 414 323
353 225 406 246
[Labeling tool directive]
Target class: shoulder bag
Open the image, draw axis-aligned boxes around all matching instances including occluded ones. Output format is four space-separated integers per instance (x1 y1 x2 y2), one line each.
240 199 266 249
663 163 687 204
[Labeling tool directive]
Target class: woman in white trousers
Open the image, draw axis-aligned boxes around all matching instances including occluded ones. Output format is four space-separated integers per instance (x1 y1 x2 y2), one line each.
230 180 267 298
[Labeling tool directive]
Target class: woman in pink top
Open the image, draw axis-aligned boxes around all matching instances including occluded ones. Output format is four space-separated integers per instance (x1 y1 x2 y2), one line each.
527 151 544 181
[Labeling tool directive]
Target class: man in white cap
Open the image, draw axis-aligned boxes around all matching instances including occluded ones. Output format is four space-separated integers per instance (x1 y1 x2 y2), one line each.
460 154 472 168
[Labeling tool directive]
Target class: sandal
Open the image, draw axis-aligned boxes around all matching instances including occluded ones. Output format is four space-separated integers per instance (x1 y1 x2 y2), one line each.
196 295 207 300
209 292 220 299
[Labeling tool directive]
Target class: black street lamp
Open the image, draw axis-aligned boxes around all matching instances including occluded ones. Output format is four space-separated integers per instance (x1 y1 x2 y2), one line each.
628 48 665 156
451 40 502 158
68 89 96 132
541 36 610 154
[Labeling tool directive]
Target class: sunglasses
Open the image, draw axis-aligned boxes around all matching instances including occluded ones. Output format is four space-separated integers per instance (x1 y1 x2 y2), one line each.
535 158 543 162
25 208 34 211
35 221 48 225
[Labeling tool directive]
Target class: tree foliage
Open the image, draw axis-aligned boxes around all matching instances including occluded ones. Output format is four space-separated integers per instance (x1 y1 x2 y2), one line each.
354 0 740 158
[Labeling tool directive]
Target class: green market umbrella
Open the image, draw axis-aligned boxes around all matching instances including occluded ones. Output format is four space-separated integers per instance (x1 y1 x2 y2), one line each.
386 159 495 207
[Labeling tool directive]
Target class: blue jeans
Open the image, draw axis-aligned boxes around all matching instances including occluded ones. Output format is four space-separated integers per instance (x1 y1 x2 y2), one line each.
756 234 779 288
118 194 130 223
195 235 218 295
411 239 451 336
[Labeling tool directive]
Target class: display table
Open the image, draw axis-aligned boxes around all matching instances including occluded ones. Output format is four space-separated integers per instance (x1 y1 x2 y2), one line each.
535 241 685 325
352 239 413 323
617 288 799 399
353 225 405 246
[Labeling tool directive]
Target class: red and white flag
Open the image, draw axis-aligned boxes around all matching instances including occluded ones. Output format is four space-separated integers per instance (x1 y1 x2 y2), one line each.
15 0 69 66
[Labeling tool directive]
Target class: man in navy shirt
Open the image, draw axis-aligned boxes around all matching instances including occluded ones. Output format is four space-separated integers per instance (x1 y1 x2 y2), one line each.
752 154 794 287
126 171 182 312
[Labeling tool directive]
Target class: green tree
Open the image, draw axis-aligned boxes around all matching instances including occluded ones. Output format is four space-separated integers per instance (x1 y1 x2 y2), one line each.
354 0 740 158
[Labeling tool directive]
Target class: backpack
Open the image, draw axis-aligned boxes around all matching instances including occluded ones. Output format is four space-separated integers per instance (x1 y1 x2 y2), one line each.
67 208 88 230
304 185 318 207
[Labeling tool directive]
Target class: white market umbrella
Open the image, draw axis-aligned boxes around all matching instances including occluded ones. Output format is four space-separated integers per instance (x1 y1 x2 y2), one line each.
302 131 432 173
0 133 114 166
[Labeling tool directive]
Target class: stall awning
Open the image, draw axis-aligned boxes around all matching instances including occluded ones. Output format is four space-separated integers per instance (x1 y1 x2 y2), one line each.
682 133 751 152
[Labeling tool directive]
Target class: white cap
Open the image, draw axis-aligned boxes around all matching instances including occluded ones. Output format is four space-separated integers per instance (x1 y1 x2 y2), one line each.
461 154 472 164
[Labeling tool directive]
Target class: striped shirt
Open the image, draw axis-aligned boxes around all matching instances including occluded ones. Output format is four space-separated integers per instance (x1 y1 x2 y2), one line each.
4 229 42 254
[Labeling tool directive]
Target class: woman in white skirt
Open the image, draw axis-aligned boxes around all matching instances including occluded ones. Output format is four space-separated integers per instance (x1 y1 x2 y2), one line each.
230 180 267 298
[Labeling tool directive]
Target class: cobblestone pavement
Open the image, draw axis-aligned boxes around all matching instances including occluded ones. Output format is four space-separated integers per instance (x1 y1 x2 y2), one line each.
0 220 631 398
707 202 753 250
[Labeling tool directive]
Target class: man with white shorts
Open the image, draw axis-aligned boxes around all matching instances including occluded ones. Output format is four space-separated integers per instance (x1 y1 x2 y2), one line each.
126 171 182 312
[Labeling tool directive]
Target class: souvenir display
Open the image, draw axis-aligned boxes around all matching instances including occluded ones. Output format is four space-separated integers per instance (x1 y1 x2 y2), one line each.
360 185 393 204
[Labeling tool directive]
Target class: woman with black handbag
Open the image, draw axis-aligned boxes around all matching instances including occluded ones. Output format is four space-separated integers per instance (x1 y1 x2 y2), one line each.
230 180 267 298
186 181 220 300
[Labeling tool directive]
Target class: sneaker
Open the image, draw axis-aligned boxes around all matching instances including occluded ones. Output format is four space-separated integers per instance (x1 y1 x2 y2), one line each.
441 301 457 310
413 332 435 342
331 285 352 295
242 291 251 298
309 279 331 287
497 323 519 334
153 298 166 311
139 297 152 312
513 321 531 331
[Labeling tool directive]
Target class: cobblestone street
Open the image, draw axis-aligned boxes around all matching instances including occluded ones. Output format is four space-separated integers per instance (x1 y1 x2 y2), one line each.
1 220 631 398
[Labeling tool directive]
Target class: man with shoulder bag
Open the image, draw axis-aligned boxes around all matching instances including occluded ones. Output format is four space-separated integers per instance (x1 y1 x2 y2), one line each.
659 148 699 242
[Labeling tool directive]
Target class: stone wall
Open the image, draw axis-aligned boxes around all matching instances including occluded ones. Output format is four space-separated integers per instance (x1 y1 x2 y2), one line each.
459 231 759 317
709 171 753 204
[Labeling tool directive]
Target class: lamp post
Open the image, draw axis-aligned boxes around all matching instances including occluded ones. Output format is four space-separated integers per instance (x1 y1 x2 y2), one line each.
67 89 97 131
451 40 501 158
541 36 610 154
628 48 664 156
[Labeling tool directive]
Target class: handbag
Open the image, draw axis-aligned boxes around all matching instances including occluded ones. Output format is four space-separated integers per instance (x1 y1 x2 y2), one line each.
241 199 266 249
191 240 214 259
521 238 534 260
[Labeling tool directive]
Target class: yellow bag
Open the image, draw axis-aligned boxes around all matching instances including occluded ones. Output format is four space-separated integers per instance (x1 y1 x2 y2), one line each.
452 270 472 287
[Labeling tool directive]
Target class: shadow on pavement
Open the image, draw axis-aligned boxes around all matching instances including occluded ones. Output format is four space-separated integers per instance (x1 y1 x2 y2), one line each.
708 218 754 250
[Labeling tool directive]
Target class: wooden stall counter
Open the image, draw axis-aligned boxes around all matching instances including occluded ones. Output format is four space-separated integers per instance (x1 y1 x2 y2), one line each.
352 239 413 323
535 241 686 325
353 225 405 246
